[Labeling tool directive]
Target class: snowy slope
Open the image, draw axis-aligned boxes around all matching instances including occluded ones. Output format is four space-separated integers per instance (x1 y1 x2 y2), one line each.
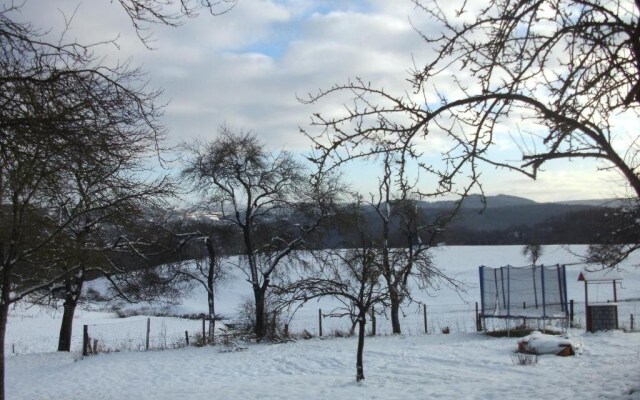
5 245 640 399
6 331 640 399
7 245 640 353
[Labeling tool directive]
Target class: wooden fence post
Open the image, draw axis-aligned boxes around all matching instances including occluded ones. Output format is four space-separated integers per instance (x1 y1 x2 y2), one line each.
631 314 635 331
476 302 482 332
318 309 323 337
83 325 89 356
146 317 151 350
423 304 428 334
185 331 190 346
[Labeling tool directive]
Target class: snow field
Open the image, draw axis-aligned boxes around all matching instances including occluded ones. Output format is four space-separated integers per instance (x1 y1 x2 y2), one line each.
5 245 640 399
6 331 640 399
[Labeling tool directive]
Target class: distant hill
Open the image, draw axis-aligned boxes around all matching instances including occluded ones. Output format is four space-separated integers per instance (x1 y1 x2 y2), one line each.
201 194 632 248
421 194 631 209
422 194 538 210
556 198 628 207
327 194 630 246
413 194 595 231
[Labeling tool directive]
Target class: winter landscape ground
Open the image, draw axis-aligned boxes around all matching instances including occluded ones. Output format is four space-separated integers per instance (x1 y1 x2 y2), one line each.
6 245 640 399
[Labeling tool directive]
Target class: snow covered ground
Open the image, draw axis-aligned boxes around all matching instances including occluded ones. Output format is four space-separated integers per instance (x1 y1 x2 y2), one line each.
7 330 640 399
5 245 640 399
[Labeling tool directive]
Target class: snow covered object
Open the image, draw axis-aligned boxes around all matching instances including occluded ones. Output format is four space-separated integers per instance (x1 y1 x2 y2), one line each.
517 331 581 356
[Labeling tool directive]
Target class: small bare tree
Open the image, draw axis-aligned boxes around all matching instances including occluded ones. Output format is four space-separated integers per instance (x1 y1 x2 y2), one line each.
522 244 543 267
275 235 389 382
522 243 544 308
171 227 229 344
370 151 459 334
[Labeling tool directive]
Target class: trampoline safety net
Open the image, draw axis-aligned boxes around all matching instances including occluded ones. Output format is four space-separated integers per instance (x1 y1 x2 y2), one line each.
479 264 568 318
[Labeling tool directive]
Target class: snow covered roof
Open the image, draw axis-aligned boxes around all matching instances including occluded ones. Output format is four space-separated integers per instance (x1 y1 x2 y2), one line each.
577 269 623 282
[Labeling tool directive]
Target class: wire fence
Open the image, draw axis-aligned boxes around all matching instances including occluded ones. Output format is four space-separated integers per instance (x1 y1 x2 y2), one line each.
80 302 484 355
286 302 481 337
64 301 640 356
7 298 640 356
82 316 211 355
284 298 640 337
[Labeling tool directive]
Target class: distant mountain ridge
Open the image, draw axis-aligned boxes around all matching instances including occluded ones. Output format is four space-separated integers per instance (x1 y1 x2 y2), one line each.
556 198 627 207
419 194 625 209
419 194 538 209
353 194 630 245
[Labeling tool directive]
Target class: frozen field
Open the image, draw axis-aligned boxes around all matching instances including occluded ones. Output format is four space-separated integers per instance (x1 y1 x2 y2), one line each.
7 245 640 353
6 329 640 399
5 245 640 399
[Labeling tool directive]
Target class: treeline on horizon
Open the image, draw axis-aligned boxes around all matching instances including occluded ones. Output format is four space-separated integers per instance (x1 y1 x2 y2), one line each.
167 202 637 259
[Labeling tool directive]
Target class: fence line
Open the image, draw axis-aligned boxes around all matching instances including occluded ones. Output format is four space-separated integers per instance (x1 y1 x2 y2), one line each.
82 316 211 355
289 302 482 337
288 299 640 337
7 298 640 356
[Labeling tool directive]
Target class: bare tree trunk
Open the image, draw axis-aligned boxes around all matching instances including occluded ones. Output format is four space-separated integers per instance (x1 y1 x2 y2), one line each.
0 265 11 400
0 248 13 400
205 238 216 344
207 291 215 344
242 219 267 340
0 308 7 400
356 312 366 382
389 286 402 334
379 155 403 335
254 286 266 340
57 296 78 352
57 275 84 352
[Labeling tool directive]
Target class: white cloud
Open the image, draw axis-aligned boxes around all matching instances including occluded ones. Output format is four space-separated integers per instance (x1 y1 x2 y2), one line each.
480 160 631 202
11 0 630 201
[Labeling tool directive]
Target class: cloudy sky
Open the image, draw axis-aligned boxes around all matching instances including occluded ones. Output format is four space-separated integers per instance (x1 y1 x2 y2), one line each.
14 0 631 202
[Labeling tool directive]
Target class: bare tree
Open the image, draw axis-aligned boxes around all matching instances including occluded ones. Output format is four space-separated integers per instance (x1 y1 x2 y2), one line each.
181 127 337 339
522 243 544 308
0 4 168 397
587 199 640 268
301 0 640 266
522 244 543 267
51 172 174 351
168 220 234 344
114 0 237 46
369 151 457 334
275 235 389 382
369 153 398 333
305 0 640 194
410 0 640 195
